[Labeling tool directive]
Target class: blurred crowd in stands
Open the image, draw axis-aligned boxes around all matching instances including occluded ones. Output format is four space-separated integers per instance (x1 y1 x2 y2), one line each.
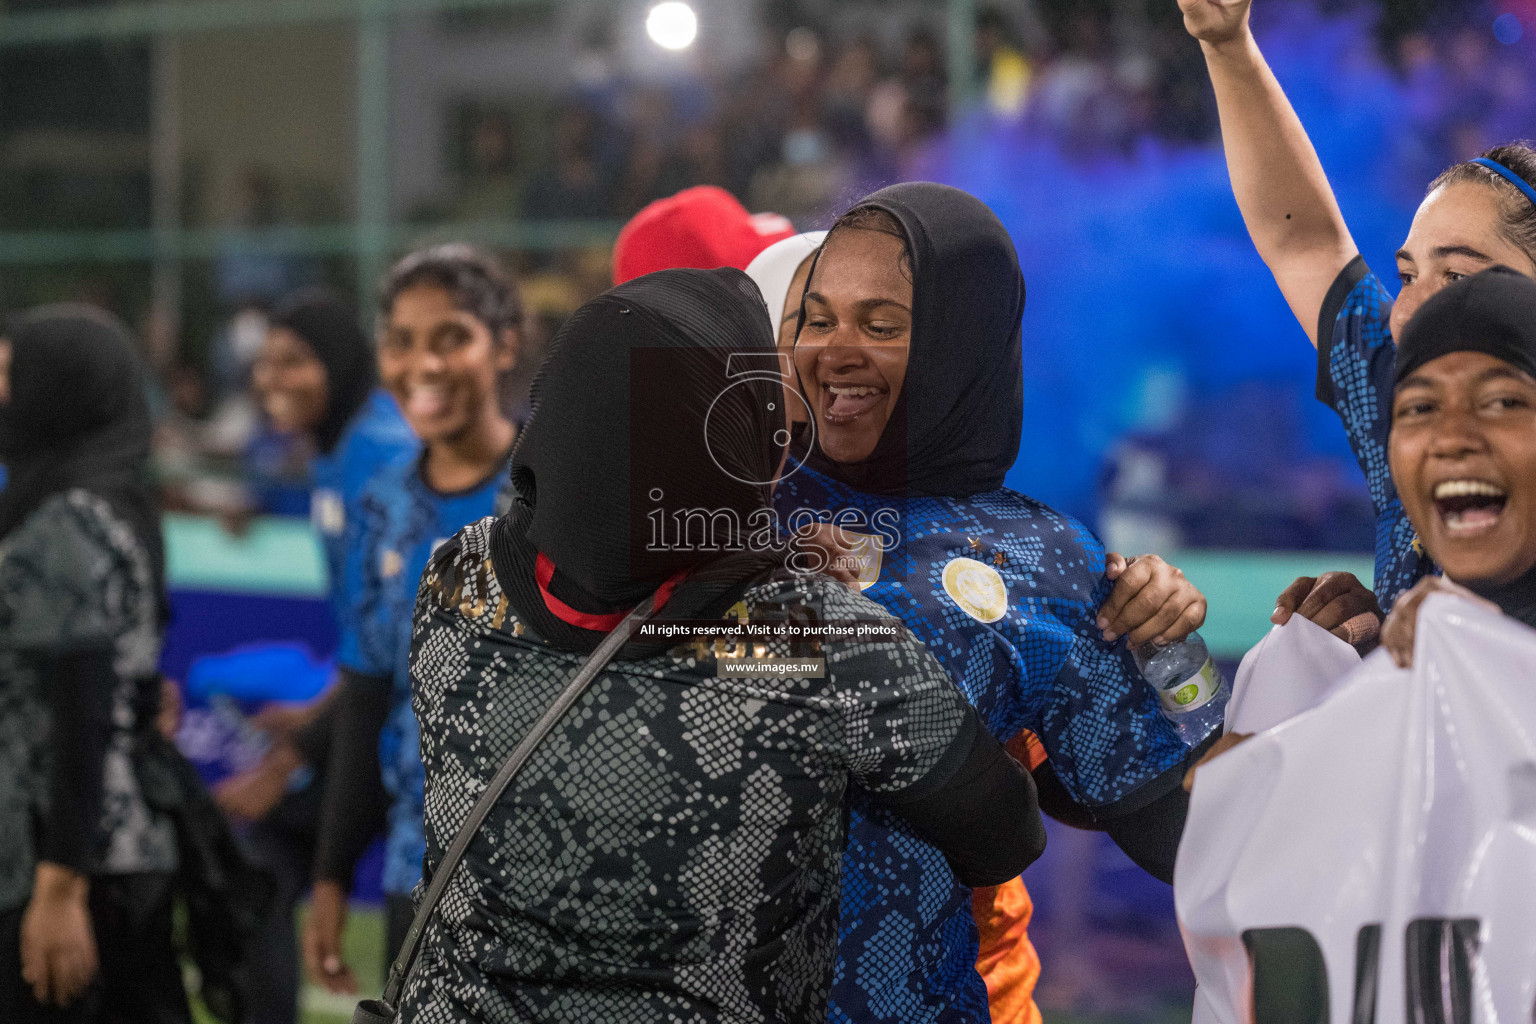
137 0 1536 545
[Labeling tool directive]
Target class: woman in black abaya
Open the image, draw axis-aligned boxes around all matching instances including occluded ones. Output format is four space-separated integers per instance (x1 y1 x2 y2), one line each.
0 306 187 1023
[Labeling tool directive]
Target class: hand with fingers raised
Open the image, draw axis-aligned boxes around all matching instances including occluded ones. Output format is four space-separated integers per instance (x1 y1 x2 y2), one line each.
1177 0 1253 46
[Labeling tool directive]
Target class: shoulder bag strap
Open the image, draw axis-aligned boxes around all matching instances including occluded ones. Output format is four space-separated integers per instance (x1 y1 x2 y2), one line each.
355 593 658 1022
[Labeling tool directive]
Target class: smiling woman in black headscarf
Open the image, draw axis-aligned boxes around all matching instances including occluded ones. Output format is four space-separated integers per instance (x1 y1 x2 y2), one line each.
239 289 420 1024
252 288 418 583
0 306 188 1022
1363 267 1536 664
771 181 1219 1024
394 266 1044 1024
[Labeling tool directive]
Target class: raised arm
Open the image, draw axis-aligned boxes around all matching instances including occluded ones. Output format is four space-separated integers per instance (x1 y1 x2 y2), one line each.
1181 0 1358 344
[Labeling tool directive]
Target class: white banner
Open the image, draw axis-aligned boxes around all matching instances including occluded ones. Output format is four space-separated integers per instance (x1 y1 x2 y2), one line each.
1176 594 1536 1023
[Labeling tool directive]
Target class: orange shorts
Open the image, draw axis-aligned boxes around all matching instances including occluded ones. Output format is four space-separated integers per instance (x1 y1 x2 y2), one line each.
973 730 1048 1024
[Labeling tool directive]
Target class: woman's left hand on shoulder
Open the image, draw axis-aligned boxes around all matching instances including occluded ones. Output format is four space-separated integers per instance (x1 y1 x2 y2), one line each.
1097 553 1207 648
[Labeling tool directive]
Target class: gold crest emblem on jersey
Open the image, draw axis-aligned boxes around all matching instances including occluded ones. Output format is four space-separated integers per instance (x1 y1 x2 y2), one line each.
380 549 403 579
841 531 885 591
941 556 1008 623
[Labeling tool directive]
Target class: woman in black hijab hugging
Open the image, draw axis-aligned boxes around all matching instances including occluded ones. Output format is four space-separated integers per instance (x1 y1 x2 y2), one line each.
770 182 1217 1023
396 267 1045 1023
0 307 187 1022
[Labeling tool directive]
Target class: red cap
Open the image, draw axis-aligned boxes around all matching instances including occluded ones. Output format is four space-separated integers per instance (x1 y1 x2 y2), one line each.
612 186 797 285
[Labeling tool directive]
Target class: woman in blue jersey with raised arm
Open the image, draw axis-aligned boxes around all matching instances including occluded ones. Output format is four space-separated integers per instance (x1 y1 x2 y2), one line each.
302 244 522 996
1179 0 1536 617
771 182 1217 1024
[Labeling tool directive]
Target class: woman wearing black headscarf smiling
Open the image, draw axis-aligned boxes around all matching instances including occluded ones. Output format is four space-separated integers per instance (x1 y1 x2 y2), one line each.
395 267 1044 1023
0 306 187 1022
1357 268 1536 663
771 182 1217 1024
236 289 418 1024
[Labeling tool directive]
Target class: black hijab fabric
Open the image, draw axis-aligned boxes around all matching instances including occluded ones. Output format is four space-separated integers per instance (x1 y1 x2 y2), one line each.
796 181 1026 498
1396 267 1536 624
1470 563 1536 629
0 304 165 593
268 289 376 454
491 267 789 656
1395 267 1536 386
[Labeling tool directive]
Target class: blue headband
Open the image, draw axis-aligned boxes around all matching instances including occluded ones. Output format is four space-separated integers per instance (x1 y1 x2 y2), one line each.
1471 157 1536 208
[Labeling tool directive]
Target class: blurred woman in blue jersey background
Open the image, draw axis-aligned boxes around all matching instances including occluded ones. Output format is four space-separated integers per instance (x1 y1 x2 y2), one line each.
301 244 521 996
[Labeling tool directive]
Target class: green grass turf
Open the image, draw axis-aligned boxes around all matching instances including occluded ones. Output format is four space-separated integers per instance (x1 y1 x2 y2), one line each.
298 904 386 1024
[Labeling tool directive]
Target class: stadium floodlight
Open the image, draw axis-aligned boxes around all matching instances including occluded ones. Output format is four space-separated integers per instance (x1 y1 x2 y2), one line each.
646 1 698 51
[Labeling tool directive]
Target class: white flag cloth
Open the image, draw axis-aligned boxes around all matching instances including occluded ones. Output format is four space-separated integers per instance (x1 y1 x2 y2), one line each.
1224 614 1361 736
1176 594 1536 1024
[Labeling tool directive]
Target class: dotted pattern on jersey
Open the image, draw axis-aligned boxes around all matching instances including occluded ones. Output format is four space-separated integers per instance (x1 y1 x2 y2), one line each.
397 517 975 1024
774 468 1187 1024
342 457 505 896
1321 266 1436 609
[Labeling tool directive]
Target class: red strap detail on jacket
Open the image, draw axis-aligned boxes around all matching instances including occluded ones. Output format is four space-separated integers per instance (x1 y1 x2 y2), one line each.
534 552 684 631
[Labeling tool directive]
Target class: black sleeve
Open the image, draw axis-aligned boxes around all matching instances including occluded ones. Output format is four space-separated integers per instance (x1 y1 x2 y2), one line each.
1315 254 1370 407
881 710 1048 888
291 688 340 769
311 669 392 885
38 648 117 872
1031 759 1102 831
1094 729 1222 884
1102 784 1189 884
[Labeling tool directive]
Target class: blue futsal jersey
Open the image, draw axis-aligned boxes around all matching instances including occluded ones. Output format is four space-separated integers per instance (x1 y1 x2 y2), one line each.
311 388 418 619
337 452 508 897
1316 256 1436 609
774 465 1192 1024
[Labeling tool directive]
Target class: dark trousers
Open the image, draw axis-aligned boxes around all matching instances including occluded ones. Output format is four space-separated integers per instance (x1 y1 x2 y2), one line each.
385 894 414 968
0 873 192 1024
243 780 402 1024
240 788 317 1024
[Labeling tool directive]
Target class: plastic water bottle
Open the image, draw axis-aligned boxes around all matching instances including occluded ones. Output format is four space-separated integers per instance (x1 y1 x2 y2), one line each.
1133 631 1230 746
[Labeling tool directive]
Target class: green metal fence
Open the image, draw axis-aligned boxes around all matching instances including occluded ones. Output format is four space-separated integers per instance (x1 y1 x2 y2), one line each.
0 0 978 308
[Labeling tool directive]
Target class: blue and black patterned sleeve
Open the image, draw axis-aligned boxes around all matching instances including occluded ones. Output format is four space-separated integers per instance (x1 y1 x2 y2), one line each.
1032 524 1190 817
1314 256 1433 608
313 471 396 884
824 585 1045 886
323 393 418 630
335 474 396 679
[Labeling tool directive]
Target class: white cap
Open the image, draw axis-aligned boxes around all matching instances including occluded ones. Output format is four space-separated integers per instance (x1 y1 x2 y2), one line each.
744 231 827 340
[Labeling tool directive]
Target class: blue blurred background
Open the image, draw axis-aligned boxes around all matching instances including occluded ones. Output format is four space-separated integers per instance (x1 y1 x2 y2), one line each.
4 0 1534 1018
